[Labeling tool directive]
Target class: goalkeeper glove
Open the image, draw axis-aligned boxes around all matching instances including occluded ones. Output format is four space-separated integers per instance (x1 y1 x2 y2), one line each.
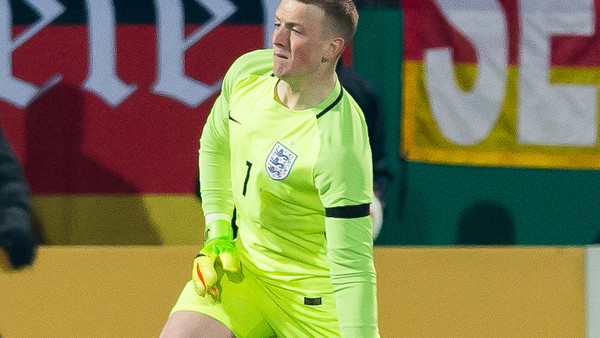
192 218 242 303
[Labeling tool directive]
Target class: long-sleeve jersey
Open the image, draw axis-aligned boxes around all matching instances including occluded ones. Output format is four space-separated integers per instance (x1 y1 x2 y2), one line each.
199 49 379 337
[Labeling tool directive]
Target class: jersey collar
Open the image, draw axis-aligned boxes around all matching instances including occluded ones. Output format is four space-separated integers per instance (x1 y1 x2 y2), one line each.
271 77 343 117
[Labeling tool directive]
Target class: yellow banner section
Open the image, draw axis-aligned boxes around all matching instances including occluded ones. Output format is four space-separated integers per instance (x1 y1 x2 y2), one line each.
403 61 600 169
376 247 585 338
1 247 586 337
32 195 205 245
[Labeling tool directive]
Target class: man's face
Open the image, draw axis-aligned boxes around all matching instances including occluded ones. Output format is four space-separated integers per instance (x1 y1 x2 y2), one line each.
272 0 329 81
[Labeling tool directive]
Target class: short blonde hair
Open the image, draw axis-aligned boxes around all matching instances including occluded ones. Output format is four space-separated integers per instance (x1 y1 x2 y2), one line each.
295 0 359 44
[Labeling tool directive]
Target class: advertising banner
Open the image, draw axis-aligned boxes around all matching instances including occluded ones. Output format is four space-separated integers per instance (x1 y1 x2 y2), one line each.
402 0 600 169
0 0 278 243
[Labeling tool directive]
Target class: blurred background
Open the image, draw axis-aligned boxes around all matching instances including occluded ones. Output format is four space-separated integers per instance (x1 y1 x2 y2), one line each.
2 1 600 337
2 0 600 247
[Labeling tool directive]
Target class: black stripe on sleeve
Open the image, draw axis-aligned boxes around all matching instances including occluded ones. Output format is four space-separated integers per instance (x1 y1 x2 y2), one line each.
316 90 344 119
325 203 370 219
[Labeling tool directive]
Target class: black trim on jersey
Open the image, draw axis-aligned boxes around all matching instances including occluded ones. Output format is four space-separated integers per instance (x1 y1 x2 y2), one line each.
316 90 344 119
228 112 241 124
304 297 322 306
325 203 370 219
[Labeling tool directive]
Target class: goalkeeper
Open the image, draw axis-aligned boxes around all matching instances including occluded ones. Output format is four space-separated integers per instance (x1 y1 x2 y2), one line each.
160 0 379 337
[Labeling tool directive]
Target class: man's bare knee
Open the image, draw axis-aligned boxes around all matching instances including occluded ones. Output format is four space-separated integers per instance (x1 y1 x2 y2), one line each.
160 311 234 338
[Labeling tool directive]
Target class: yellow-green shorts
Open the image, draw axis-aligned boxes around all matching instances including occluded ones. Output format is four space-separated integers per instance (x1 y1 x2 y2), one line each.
170 268 340 337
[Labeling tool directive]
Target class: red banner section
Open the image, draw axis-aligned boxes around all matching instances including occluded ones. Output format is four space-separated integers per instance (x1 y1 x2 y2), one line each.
403 0 517 64
1 24 263 194
403 0 600 67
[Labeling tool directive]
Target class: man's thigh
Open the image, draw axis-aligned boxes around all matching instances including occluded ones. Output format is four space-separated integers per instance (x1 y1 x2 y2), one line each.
168 278 275 337
160 311 234 338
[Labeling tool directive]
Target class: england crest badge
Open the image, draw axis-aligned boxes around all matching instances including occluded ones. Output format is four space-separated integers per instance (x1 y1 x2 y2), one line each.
266 142 297 180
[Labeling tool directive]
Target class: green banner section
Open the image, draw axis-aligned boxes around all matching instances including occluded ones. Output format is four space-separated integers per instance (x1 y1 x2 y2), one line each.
355 9 600 246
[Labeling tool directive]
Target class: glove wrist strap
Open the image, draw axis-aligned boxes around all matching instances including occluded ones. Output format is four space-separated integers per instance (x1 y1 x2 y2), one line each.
204 219 233 243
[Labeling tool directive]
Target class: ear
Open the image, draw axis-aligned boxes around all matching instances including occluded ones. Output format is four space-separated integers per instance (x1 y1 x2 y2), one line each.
323 37 346 62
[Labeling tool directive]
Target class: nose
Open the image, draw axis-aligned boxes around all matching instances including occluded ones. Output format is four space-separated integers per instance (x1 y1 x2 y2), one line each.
272 25 289 48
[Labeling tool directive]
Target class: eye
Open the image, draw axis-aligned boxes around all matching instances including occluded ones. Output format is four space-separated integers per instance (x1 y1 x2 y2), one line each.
274 22 281 28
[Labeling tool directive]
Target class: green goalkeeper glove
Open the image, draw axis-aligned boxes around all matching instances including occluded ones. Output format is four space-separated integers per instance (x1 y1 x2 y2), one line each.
192 218 242 303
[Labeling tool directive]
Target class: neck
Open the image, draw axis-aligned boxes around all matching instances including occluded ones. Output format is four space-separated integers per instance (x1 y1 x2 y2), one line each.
276 68 337 110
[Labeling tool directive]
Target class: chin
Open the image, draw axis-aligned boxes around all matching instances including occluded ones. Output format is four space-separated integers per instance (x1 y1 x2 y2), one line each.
273 67 287 79
273 62 282 74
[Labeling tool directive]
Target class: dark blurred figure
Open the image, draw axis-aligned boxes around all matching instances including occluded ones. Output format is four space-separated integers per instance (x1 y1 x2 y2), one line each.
594 231 600 244
336 61 391 205
457 201 516 245
0 127 36 269
336 60 392 239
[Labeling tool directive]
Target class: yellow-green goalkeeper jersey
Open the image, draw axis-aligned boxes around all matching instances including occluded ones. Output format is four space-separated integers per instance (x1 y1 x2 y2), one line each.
199 49 379 336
